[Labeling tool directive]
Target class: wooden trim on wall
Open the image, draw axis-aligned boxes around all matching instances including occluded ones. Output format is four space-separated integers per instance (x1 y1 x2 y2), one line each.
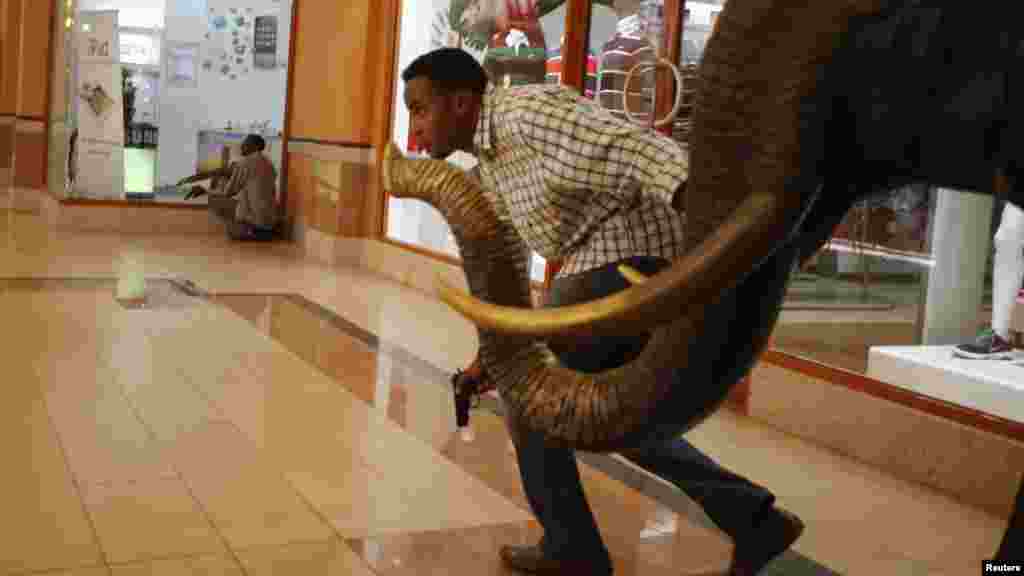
382 0 403 239
41 0 58 190
279 0 300 222
376 0 404 240
560 0 592 91
368 0 401 240
656 0 684 136
288 138 373 149
381 237 462 268
761 348 1024 443
59 198 209 210
2 0 23 119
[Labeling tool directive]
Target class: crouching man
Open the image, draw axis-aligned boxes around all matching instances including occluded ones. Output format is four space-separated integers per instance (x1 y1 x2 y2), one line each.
180 134 281 241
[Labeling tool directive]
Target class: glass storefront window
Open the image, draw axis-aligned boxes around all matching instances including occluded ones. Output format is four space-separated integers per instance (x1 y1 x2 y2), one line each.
57 0 291 201
773 187 1022 377
387 0 566 282
588 0 663 126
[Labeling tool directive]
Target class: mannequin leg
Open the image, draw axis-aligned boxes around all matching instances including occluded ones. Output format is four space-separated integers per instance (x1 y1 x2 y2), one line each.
992 202 1024 339
955 202 1024 359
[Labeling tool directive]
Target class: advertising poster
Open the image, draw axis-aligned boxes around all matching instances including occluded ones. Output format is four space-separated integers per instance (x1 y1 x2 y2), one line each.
75 10 125 199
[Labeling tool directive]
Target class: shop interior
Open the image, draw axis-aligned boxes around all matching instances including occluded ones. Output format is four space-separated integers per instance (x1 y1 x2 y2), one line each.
61 0 291 203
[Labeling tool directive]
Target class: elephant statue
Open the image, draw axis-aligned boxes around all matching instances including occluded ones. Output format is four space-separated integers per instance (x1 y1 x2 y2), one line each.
383 0 1024 453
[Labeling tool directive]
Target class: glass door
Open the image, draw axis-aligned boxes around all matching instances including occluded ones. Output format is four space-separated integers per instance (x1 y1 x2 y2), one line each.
387 0 581 282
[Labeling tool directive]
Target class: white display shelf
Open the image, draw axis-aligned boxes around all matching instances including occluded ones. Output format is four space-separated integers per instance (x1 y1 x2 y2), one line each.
867 346 1024 424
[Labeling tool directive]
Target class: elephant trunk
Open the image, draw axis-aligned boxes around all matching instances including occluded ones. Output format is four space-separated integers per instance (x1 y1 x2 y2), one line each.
386 144 699 451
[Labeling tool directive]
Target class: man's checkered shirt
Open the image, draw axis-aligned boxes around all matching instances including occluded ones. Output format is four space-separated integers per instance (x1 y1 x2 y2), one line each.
470 82 689 277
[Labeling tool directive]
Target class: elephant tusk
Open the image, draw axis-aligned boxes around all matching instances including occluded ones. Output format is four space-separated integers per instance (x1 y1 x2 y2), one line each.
437 192 786 337
617 265 650 286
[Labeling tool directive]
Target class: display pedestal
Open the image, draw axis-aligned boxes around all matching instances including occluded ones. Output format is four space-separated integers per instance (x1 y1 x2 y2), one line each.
867 346 1024 423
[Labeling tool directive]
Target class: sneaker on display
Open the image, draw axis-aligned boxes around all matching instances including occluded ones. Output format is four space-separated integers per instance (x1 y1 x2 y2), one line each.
953 329 1017 360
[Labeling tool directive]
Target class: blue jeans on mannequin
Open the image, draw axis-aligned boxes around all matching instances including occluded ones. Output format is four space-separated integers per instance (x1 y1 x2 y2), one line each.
506 256 777 568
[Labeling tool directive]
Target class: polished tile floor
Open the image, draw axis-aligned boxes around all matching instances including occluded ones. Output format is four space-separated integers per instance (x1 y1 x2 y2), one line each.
0 208 1011 574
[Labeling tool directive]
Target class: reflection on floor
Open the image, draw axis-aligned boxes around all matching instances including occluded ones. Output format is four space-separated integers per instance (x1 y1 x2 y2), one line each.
0 208 1010 575
211 291 834 575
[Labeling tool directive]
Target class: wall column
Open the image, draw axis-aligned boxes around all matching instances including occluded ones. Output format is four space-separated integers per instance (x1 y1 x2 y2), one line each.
921 188 995 345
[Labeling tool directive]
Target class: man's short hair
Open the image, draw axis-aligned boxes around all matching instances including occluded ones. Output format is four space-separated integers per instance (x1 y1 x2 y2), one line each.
244 134 266 151
401 48 488 95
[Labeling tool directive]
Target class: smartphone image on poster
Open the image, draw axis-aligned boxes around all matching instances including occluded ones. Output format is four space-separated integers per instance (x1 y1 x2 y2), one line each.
253 15 278 69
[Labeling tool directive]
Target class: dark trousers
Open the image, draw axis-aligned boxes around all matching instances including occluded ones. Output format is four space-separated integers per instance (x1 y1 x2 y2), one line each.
996 478 1023 561
508 256 775 564
209 195 277 241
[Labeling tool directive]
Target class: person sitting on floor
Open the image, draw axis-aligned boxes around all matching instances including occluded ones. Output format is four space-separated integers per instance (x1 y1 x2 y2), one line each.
179 134 281 241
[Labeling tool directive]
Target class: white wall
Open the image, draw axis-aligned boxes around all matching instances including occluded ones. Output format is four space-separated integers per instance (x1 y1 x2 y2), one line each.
157 0 205 187
79 0 166 28
157 0 290 186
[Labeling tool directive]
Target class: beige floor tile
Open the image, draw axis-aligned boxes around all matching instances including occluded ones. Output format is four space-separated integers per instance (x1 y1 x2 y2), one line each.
44 365 177 486
110 331 226 445
279 456 384 527
687 410 1005 572
0 395 104 574
236 539 376 575
154 326 529 538
82 478 225 564
347 522 728 576
165 420 334 550
109 554 243 575
437 408 735 574
282 451 487 538
44 567 112 576
347 523 539 575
